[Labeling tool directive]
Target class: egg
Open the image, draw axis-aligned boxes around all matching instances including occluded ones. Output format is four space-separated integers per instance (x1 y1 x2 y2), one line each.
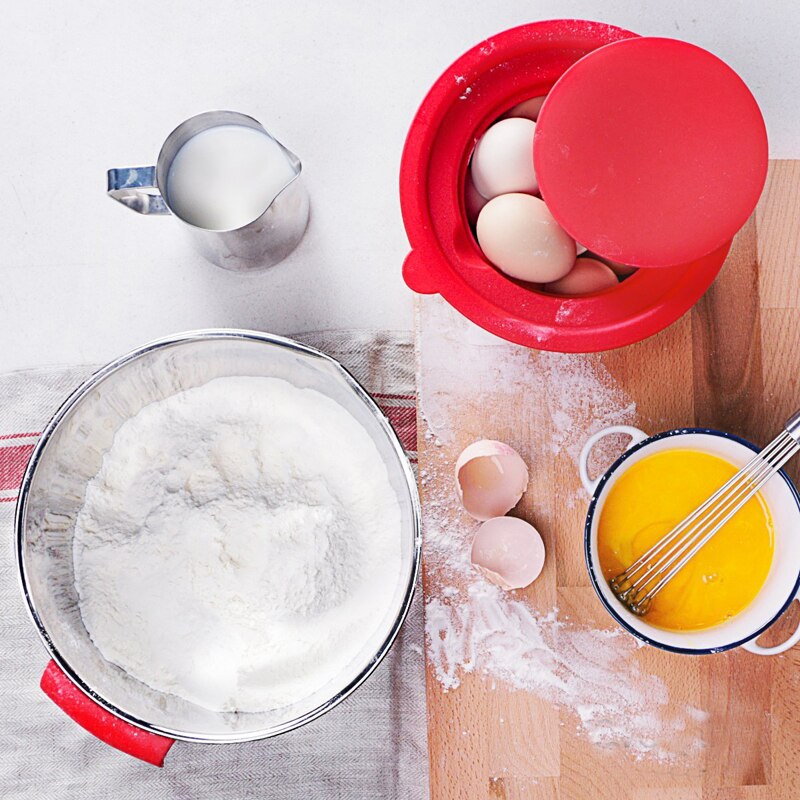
471 118 538 199
543 257 618 296
455 440 529 521
605 259 638 278
504 95 547 122
476 194 576 283
471 516 546 591
464 172 488 225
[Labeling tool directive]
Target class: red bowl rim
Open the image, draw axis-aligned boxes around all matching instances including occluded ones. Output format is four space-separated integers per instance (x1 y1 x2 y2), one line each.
399 19 731 353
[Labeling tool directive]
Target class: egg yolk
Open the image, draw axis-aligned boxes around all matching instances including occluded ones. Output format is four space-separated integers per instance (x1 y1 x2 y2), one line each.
597 449 774 631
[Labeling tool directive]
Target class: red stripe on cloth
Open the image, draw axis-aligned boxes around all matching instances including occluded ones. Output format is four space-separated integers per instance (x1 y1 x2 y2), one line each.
381 405 417 454
373 393 415 402
0 399 417 494
0 444 35 490
0 496 17 503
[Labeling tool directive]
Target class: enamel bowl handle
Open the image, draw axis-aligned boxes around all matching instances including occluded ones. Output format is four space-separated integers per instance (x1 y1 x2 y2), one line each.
741 588 800 656
579 425 649 495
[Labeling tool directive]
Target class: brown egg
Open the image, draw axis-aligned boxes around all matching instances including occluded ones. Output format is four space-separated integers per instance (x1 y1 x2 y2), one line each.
471 516 546 590
505 95 547 122
464 172 488 225
543 257 618 296
605 259 638 278
455 440 529 521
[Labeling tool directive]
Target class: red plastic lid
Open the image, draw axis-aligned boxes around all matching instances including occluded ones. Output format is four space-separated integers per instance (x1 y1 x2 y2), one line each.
534 37 768 268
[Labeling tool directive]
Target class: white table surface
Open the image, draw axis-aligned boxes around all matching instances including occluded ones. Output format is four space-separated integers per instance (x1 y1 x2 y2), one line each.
2 0 798 373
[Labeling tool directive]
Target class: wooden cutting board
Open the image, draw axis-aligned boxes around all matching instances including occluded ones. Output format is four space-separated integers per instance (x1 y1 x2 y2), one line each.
415 160 800 800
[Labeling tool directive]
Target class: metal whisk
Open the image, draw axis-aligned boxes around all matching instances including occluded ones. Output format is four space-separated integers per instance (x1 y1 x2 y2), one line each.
611 410 800 617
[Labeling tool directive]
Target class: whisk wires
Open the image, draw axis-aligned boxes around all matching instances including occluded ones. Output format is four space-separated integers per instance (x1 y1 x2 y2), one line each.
610 429 799 616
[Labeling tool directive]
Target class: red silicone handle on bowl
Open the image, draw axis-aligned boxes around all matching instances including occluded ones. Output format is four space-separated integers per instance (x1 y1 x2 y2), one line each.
402 251 442 295
40 660 175 766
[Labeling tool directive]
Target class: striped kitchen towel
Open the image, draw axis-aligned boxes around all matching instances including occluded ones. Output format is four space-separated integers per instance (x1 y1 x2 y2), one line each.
0 331 426 800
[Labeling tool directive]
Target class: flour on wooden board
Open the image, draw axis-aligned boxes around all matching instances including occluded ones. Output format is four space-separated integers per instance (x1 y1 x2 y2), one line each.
417 297 708 761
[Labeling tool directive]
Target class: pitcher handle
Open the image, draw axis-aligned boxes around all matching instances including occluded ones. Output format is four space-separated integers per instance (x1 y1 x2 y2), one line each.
107 167 170 215
741 589 800 656
579 425 649 495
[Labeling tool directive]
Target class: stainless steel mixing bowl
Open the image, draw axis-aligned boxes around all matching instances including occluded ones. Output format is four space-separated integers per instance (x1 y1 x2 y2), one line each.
15 330 421 743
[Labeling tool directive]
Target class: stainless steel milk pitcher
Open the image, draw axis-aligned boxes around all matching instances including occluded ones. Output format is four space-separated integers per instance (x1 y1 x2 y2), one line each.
107 110 310 272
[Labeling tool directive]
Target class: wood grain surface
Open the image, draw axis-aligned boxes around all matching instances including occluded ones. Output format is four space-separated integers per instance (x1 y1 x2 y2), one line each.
415 161 800 800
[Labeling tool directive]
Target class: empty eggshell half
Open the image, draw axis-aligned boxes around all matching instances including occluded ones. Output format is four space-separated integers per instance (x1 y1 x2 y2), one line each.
455 439 529 520
471 516 546 590
543 257 618 296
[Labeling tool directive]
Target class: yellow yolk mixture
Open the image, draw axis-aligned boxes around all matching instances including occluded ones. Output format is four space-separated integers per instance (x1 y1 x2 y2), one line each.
597 449 774 631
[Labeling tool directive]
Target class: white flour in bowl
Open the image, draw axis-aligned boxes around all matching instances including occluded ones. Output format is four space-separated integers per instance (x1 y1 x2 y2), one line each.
73 376 403 713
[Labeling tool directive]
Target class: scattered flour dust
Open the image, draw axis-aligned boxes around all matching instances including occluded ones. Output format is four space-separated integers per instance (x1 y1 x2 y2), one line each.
416 297 708 761
73 376 402 713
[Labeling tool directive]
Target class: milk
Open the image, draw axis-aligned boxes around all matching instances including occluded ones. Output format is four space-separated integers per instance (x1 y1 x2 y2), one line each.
165 125 298 231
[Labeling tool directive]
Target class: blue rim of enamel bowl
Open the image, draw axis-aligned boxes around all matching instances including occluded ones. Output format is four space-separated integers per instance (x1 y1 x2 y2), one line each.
583 427 800 655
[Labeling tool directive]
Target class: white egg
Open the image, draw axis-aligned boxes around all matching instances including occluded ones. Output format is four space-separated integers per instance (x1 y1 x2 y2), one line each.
505 95 547 122
476 194 576 283
543 257 619 296
471 118 538 199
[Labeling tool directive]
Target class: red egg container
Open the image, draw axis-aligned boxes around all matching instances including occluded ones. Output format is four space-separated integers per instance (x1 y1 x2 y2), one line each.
399 20 731 353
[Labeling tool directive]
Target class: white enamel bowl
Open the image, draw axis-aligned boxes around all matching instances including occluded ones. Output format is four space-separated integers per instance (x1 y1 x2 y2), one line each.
580 426 800 655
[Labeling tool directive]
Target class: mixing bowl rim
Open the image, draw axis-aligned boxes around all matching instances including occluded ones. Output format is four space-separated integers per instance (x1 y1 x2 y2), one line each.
583 427 800 655
14 328 422 742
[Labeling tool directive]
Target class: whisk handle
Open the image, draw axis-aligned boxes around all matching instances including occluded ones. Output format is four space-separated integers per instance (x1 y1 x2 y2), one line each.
785 409 800 442
579 425 649 495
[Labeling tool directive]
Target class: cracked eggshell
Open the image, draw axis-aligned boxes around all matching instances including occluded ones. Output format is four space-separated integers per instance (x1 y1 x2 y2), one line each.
471 516 546 591
455 439 529 521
